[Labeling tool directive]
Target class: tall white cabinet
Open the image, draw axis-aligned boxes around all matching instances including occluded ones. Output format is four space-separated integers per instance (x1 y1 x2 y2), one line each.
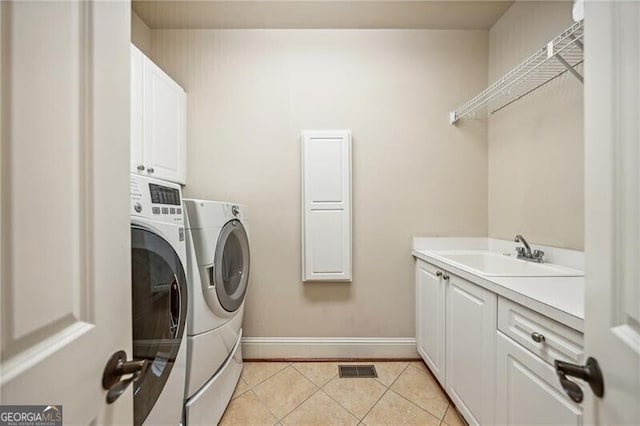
302 130 352 282
131 44 187 185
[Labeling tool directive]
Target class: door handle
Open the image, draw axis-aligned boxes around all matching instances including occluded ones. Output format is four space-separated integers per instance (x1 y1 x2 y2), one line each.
554 357 604 403
102 350 148 404
169 277 181 338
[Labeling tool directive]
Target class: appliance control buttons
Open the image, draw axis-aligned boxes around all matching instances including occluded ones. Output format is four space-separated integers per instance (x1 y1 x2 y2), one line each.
177 208 182 215
170 208 176 214
134 202 143 213
162 207 169 214
232 205 240 217
152 207 160 215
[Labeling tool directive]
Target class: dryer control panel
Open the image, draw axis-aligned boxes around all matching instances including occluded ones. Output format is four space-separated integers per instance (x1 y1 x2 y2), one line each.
130 174 184 225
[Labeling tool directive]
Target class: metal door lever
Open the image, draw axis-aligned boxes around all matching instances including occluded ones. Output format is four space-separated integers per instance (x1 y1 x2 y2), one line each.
102 350 148 404
554 357 604 403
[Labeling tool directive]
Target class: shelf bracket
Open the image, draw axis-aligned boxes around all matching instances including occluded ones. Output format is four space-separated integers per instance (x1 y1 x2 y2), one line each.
569 34 584 51
555 53 584 83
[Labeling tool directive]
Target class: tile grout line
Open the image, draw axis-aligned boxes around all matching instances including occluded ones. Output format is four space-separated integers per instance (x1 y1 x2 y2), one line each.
383 362 448 422
259 363 321 423
357 362 413 423
285 361 344 421
289 362 339 388
440 405 451 426
240 364 298 424
277 384 322 424
403 361 451 421
319 380 368 422
246 388 280 425
387 386 445 423
240 362 290 392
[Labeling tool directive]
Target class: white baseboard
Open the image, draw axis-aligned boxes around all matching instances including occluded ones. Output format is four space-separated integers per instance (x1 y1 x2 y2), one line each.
241 337 418 359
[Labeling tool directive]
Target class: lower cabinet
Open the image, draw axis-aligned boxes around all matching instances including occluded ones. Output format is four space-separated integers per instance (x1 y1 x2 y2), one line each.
415 261 446 382
496 331 583 425
414 259 583 426
445 275 497 426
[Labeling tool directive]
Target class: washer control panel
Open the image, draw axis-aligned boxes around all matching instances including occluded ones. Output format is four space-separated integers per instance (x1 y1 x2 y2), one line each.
130 174 184 225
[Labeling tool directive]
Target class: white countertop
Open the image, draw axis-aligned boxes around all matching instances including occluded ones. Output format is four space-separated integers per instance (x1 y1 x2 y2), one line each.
412 239 585 332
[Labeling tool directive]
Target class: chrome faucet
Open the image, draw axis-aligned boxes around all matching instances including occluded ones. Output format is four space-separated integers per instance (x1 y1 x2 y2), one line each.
514 234 545 263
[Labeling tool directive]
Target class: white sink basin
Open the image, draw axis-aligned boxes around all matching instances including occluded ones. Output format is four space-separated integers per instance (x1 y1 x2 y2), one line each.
429 251 584 277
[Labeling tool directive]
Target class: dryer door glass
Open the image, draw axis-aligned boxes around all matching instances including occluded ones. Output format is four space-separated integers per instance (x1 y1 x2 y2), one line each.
213 219 250 312
131 226 187 426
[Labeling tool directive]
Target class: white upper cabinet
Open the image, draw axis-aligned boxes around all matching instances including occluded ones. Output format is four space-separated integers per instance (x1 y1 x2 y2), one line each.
131 44 186 185
302 130 352 282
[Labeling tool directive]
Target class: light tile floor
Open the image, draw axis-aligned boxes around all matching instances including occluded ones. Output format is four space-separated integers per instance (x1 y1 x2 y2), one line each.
220 361 466 425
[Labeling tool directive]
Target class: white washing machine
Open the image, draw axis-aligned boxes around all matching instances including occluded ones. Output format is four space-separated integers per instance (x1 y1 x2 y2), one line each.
183 199 250 425
130 174 188 426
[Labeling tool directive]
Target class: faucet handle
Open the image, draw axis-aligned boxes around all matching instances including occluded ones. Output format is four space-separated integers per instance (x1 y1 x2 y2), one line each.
533 249 545 259
516 247 526 257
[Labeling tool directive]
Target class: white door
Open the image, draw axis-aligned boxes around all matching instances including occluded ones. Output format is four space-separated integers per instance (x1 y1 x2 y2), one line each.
0 1 133 424
415 261 446 383
142 56 187 184
583 1 640 424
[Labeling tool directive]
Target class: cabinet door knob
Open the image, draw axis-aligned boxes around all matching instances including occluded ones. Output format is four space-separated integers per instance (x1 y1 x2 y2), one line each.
531 332 546 343
147 167 155 174
436 271 443 277
137 164 145 171
442 273 450 280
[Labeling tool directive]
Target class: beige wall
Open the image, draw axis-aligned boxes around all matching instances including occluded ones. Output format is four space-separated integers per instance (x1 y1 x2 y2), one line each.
132 11 152 56
488 1 584 250
150 29 488 337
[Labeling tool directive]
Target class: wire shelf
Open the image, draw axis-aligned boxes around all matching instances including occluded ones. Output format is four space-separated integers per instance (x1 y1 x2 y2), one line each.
449 20 584 124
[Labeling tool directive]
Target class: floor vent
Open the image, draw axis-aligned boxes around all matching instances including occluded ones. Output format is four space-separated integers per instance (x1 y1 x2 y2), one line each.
338 365 378 378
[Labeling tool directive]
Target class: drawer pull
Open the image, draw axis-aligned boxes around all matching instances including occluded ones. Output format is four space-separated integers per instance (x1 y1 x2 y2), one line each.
531 332 546 343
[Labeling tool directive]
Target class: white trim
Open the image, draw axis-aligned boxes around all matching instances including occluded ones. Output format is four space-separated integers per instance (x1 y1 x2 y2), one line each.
241 337 418 359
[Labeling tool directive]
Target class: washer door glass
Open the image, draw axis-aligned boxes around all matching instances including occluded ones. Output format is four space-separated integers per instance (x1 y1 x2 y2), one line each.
213 219 250 312
131 226 187 426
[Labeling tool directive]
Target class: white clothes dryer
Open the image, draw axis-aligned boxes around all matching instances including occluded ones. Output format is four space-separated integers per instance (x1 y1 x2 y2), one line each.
182 199 250 425
129 174 188 426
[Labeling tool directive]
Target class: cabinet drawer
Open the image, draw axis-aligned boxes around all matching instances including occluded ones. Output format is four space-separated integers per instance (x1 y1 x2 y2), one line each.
498 297 583 365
